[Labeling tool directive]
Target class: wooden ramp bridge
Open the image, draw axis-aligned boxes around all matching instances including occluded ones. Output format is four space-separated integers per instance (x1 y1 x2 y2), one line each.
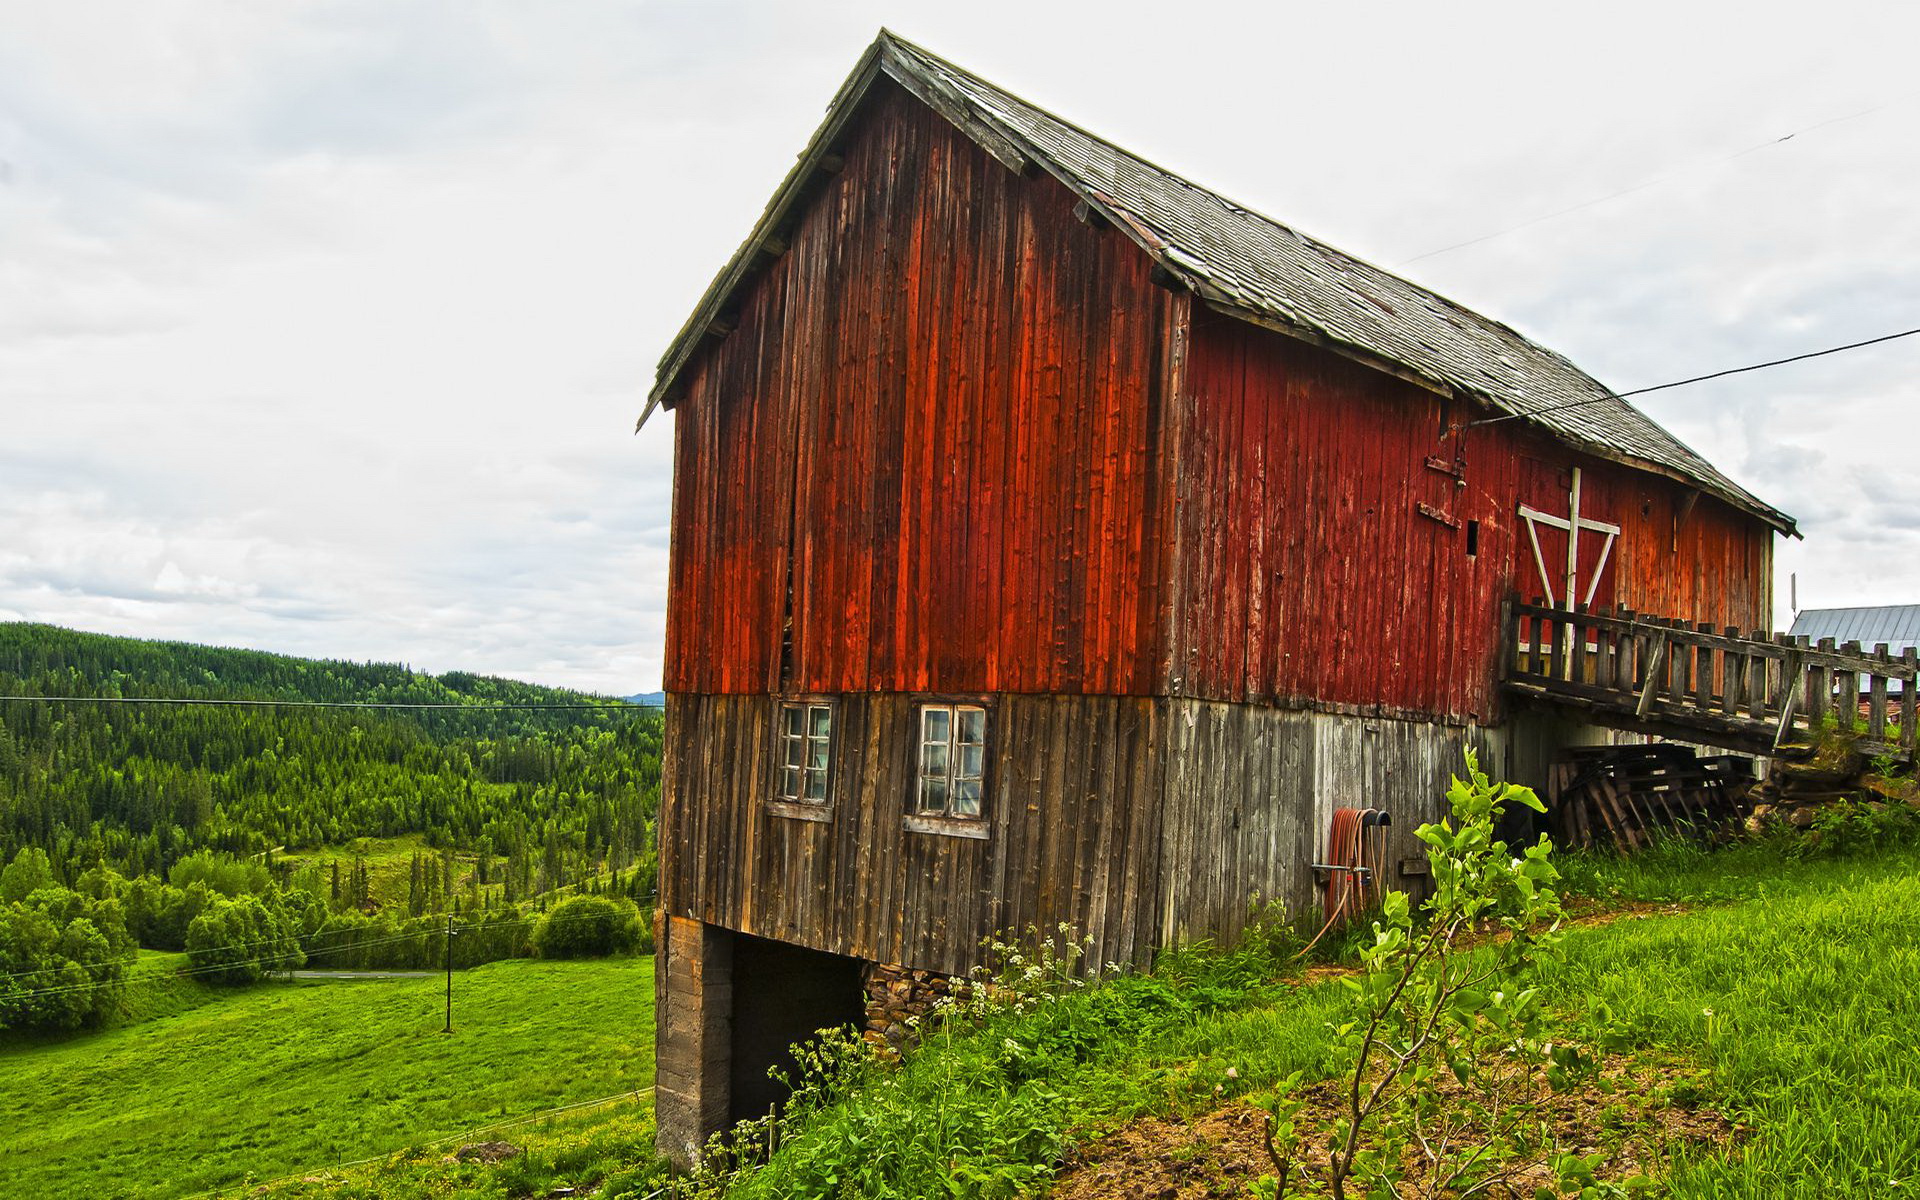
1504 600 1919 765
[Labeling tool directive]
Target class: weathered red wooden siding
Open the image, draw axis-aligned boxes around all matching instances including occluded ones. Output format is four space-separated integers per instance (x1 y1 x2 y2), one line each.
663 80 1179 697
1169 309 1773 720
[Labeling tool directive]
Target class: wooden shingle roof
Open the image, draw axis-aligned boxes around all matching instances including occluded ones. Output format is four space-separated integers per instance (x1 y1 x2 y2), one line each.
643 31 1796 536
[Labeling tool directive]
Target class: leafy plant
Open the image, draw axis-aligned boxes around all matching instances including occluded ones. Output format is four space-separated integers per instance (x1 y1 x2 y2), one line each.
531 895 646 959
1257 750 1606 1199
1790 797 1920 860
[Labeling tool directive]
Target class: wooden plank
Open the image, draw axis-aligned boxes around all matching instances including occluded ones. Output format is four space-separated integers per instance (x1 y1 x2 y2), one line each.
1693 623 1716 711
1836 641 1861 732
1748 629 1774 723
1774 637 1806 750
1568 603 1590 685
1868 644 1890 742
1809 637 1835 728
1722 626 1746 717
1903 648 1919 756
1673 620 1694 706
1636 633 1669 720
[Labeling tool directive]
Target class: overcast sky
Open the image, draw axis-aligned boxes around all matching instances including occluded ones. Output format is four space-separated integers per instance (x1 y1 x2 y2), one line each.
4 1 1916 694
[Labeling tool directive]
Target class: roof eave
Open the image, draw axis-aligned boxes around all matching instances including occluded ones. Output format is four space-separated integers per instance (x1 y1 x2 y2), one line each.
1197 296 1797 538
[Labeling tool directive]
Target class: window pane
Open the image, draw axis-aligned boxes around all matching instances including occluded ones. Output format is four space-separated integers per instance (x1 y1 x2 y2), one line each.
958 707 985 744
783 706 804 738
953 777 982 818
808 738 829 770
919 775 949 814
805 767 827 801
809 705 832 738
959 743 983 779
921 740 949 777
784 735 803 768
922 706 951 742
779 766 800 800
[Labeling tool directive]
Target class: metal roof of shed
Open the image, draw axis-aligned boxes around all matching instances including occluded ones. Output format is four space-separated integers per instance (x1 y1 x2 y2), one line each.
641 31 1796 537
1788 605 1920 649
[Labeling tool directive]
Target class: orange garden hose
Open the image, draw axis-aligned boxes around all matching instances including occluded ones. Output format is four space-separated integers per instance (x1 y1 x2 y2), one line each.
1301 806 1392 957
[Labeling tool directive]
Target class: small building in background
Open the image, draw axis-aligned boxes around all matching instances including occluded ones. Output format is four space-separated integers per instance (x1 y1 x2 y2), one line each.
639 31 1796 1163
1790 605 1920 693
1789 605 1920 657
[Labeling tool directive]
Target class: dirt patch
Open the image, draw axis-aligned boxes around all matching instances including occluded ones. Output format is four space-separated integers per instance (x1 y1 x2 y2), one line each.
1563 897 1690 927
1050 1054 1740 1199
450 1140 524 1164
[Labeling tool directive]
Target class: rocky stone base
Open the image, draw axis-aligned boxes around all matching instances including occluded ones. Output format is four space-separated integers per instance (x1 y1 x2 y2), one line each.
861 962 954 1058
1746 738 1920 831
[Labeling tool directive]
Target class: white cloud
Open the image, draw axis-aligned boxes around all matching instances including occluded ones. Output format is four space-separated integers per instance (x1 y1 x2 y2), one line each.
3 0 1918 689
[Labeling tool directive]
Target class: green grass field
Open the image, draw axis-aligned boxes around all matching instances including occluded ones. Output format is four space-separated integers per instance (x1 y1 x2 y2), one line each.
0 956 655 1199
709 836 1920 1199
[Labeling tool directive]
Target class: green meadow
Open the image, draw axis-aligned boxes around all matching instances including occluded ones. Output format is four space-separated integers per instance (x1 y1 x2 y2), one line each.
0 957 655 1199
11 835 1918 1199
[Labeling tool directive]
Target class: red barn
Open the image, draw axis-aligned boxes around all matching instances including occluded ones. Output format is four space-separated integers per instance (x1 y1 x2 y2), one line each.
642 32 1795 1161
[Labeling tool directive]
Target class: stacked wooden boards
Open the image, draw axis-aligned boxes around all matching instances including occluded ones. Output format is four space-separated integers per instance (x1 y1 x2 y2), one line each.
1544 744 1754 851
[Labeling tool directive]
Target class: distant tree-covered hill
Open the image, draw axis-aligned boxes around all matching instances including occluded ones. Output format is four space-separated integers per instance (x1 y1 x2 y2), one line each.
0 623 661 894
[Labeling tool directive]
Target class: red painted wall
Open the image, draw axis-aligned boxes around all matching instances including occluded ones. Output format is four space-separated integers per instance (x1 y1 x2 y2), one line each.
662 84 1776 718
1167 310 1773 721
665 80 1180 697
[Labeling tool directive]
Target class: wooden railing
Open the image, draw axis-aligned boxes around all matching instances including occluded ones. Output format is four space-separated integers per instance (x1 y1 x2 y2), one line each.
1505 600 1919 762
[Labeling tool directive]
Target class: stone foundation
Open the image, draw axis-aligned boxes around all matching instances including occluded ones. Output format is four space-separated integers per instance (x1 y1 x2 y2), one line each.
654 914 733 1169
860 962 954 1057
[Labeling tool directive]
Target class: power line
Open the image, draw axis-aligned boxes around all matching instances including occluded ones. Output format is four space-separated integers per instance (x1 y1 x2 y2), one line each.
0 695 647 711
1466 325 1920 429
1401 92 1913 266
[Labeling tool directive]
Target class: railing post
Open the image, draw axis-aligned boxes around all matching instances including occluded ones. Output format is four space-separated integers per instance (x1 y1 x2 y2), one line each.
1837 640 1862 732
1636 628 1669 720
1569 602 1589 684
1751 633 1774 725
1667 619 1689 704
1499 594 1516 680
1693 622 1715 710
1901 647 1918 759
1617 607 1637 696
1869 642 1890 742
1809 637 1835 728
1549 606 1568 682
1723 625 1746 717
1771 633 1801 748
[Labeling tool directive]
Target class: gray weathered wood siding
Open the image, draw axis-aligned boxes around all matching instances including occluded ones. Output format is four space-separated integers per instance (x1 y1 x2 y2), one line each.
661 692 1167 975
664 694 1572 974
1154 703 1510 945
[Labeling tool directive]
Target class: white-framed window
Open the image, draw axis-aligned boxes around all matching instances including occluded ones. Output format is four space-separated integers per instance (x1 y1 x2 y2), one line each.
915 703 986 819
775 701 833 806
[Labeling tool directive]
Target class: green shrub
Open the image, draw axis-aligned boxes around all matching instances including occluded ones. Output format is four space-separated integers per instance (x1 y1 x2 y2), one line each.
0 866 136 1032
531 896 643 959
185 895 303 984
1256 750 1603 1199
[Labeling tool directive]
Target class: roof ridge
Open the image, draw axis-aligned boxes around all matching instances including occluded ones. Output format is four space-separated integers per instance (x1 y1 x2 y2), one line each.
644 30 1795 536
881 31 1604 390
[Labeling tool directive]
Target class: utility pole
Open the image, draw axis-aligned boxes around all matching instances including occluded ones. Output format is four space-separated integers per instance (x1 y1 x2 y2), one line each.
443 914 455 1034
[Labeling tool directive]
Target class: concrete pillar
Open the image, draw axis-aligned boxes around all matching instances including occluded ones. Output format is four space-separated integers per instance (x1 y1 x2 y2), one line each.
654 913 733 1168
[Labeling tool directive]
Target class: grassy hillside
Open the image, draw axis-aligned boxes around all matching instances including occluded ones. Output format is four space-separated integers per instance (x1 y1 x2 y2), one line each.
198 832 1920 1198
701 837 1920 1198
0 956 657 1199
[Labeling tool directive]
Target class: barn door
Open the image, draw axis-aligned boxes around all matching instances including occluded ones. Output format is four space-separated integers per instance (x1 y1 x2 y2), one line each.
1518 467 1620 676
